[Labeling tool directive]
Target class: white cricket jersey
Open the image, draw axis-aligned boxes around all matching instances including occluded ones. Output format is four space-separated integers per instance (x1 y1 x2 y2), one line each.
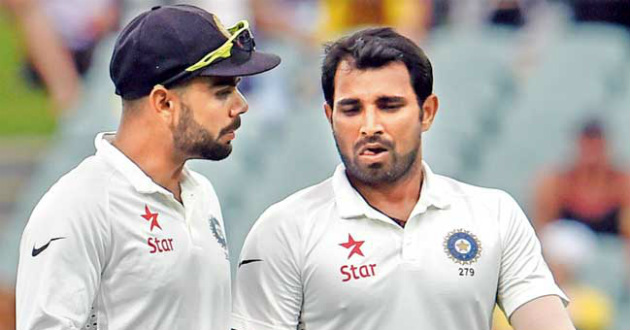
16 133 231 330
232 162 568 330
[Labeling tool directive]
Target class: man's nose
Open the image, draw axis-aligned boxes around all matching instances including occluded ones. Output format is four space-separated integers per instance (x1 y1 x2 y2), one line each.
231 90 249 117
360 108 384 136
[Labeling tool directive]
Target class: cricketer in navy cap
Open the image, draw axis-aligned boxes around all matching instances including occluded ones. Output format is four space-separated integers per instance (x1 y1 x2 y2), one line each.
16 6 280 330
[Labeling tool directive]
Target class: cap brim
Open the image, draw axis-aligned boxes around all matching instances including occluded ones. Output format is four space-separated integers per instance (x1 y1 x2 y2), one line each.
198 51 281 77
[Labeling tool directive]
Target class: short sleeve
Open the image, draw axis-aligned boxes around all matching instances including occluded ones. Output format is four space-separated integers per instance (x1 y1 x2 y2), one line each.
16 183 110 330
231 206 303 330
496 192 569 318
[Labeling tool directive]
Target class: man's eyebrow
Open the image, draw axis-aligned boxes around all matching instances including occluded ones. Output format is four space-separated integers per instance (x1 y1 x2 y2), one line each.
376 96 406 104
336 98 360 107
210 77 241 88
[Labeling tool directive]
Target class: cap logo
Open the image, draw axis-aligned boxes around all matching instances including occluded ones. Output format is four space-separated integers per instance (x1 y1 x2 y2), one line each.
211 14 231 39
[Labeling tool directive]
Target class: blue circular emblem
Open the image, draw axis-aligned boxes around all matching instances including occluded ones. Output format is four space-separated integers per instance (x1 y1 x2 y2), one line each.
443 230 481 264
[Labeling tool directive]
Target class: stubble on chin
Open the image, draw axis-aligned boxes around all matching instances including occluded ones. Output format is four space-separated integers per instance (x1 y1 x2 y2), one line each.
173 104 232 161
338 146 419 185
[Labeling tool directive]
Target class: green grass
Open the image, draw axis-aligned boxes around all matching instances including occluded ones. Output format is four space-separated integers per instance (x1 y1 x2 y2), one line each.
0 12 56 136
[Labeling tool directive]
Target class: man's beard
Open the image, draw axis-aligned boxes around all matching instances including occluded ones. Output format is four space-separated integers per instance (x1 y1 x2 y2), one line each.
335 134 420 185
173 103 239 161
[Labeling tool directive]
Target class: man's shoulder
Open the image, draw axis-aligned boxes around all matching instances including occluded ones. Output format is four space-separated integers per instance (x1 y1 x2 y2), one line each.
186 169 216 194
434 174 526 229
24 155 117 234
255 177 335 227
273 177 334 212
37 155 117 210
243 177 335 243
433 173 514 204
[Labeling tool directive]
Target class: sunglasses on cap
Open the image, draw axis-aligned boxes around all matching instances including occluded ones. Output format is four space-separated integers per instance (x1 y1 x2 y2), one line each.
161 20 255 87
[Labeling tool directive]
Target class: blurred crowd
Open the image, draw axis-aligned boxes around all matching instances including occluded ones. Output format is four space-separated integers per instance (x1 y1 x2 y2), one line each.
3 0 629 112
1 0 630 329
3 0 630 111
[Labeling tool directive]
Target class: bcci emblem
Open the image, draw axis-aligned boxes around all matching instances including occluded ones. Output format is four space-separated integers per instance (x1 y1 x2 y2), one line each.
209 216 229 260
443 229 481 265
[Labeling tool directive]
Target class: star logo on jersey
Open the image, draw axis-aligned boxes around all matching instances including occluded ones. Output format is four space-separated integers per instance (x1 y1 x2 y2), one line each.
340 234 365 259
141 205 162 232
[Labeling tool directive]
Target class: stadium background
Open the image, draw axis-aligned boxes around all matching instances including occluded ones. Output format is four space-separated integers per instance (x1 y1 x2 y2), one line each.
1 0 629 329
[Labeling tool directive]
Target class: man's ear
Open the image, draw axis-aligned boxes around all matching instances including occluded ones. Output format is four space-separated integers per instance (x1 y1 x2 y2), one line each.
420 94 439 132
324 102 333 125
149 84 177 125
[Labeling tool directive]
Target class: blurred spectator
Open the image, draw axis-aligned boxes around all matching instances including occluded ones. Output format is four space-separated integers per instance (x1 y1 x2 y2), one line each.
243 0 433 122
242 0 323 124
493 220 614 330
193 0 250 26
2 0 81 111
533 119 630 237
489 0 527 26
28 0 120 77
0 287 14 330
447 0 551 29
570 0 630 30
1 0 119 111
248 0 319 47
541 221 614 330
317 0 433 41
251 0 433 44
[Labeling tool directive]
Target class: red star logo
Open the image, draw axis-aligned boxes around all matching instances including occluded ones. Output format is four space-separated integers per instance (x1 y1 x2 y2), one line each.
340 234 365 259
141 205 162 232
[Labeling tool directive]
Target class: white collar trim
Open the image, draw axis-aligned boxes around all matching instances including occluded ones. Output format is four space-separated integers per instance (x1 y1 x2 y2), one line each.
94 132 197 196
332 160 451 221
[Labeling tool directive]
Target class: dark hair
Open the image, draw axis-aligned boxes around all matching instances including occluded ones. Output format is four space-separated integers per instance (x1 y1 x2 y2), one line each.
321 27 433 107
580 118 604 138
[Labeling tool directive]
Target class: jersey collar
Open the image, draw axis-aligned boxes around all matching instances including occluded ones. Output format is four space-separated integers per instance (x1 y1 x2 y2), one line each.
94 132 199 196
332 161 451 221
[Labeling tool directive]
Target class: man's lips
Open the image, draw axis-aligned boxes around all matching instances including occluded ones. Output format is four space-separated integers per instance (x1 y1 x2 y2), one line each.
224 131 236 140
353 137 394 162
357 143 389 156
356 145 389 164
220 117 241 138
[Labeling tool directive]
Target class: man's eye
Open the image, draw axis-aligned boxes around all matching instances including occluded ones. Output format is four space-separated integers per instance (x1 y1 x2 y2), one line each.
341 107 360 115
216 89 233 98
381 104 402 110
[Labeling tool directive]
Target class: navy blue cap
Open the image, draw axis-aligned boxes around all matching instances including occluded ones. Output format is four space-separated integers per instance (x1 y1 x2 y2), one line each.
110 5 281 99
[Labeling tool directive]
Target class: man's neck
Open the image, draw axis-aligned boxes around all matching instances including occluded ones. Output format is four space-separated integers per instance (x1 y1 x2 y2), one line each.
348 162 424 222
109 131 186 202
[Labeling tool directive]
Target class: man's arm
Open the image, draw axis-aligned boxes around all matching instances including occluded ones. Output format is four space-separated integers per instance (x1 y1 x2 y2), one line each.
496 192 570 322
231 205 303 330
509 295 575 330
16 186 109 330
